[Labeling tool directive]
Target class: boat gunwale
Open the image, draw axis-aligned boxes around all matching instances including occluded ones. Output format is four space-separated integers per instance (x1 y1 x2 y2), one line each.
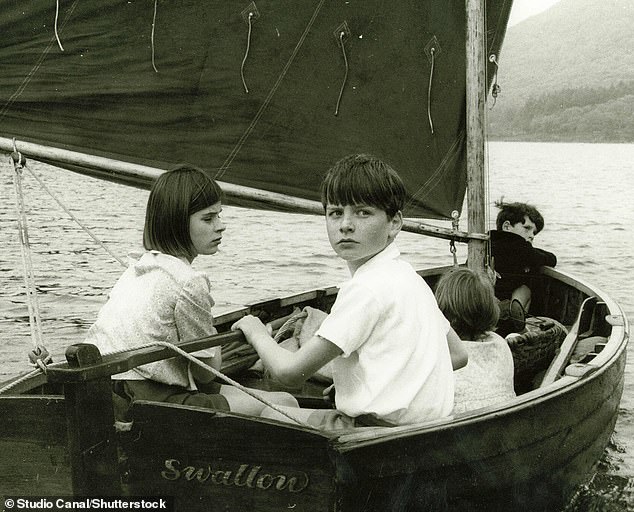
332 342 627 448
332 265 629 447
2 265 627 449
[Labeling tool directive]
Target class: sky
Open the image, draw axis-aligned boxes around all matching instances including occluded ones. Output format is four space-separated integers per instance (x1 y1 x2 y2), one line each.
508 0 561 26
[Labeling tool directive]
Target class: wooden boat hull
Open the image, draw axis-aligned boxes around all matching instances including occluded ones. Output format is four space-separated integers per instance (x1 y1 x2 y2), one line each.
0 267 628 511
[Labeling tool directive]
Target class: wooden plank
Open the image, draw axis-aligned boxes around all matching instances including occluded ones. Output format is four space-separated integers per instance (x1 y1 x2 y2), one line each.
125 402 337 511
333 354 625 510
64 344 120 495
0 396 71 495
47 331 246 383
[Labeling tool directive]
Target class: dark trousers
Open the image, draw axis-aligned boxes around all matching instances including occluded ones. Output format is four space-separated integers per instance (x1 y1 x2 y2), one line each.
112 379 230 422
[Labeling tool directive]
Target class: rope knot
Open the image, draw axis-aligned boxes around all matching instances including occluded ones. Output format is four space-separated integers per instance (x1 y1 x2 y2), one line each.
28 347 53 373
10 151 25 168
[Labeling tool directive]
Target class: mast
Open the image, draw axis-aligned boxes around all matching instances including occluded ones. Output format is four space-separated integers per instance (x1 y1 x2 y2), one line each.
465 0 488 270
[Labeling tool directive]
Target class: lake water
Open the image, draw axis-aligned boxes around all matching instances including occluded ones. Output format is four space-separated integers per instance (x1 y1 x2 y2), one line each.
1 141 632 509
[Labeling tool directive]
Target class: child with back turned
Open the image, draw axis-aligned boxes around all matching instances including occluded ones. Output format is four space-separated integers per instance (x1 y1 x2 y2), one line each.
85 165 296 421
233 154 464 429
490 200 557 317
435 267 516 414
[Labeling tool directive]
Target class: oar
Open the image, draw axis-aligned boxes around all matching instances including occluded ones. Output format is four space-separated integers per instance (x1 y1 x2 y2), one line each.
539 296 598 387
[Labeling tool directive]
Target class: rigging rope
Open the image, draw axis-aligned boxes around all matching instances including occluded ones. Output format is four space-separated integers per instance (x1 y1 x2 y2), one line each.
488 54 501 109
273 309 308 342
7 142 127 374
10 150 45 356
449 210 460 266
334 29 349 116
22 161 127 268
427 47 436 134
103 339 318 430
0 360 67 394
151 0 159 73
241 11 255 93
0 0 79 122
54 0 65 51
0 314 318 430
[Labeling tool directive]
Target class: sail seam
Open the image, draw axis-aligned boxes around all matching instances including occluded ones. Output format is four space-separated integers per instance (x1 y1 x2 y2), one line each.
0 0 79 121
215 0 326 180
406 131 465 215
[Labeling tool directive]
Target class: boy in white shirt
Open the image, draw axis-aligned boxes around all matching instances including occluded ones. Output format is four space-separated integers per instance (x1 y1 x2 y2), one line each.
233 154 463 428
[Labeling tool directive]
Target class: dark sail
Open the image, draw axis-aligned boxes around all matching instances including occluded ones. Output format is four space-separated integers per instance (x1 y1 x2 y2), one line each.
0 0 511 219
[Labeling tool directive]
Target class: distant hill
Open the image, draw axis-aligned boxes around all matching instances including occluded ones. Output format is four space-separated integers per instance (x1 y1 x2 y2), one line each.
487 0 634 142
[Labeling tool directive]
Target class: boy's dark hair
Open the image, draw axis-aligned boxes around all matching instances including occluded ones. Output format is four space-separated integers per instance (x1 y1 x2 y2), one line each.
495 200 545 234
435 267 499 341
144 165 223 261
320 154 406 218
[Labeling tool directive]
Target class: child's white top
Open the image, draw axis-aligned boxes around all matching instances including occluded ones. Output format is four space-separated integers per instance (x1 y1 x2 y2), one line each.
85 251 219 390
316 243 454 425
453 332 516 414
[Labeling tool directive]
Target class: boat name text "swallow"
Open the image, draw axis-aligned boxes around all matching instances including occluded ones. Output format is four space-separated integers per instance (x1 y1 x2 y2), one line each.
161 459 310 493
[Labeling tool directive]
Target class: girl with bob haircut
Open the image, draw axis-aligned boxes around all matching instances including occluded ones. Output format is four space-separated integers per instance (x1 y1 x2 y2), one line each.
435 267 516 414
143 165 224 262
86 165 297 422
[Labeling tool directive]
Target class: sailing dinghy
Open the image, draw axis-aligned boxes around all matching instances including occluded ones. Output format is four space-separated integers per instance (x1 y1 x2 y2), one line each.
0 0 628 510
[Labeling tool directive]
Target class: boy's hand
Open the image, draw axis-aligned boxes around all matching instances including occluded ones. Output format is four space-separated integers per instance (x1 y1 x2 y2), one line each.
231 315 271 344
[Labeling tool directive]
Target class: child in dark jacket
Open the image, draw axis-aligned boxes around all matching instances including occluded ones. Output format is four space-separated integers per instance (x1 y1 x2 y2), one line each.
490 201 557 333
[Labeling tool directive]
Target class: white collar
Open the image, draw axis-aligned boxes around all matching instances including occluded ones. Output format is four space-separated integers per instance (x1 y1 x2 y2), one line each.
352 242 400 277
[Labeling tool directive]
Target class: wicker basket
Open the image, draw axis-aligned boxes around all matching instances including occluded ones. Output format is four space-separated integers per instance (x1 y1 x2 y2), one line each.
506 316 568 392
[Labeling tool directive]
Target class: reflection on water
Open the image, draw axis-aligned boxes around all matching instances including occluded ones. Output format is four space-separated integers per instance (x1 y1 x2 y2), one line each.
1 142 633 509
